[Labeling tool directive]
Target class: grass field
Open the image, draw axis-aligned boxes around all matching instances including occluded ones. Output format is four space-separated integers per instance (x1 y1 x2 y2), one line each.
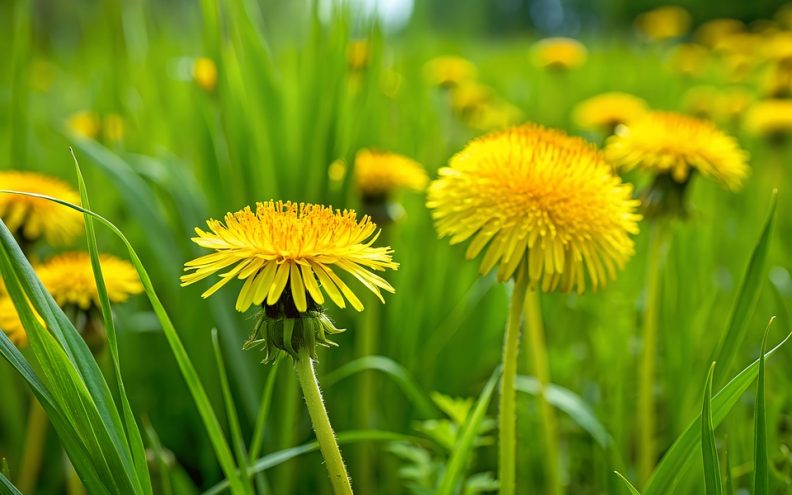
2 1 792 494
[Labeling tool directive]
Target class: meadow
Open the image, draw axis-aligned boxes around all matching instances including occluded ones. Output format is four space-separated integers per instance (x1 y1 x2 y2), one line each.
1 1 792 494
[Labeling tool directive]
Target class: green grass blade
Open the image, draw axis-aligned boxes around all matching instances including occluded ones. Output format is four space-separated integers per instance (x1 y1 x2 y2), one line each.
249 357 282 462
753 319 772 495
701 363 722 495
0 469 23 495
203 430 420 495
643 331 791 495
72 149 153 494
322 355 438 417
713 192 776 385
614 471 642 495
435 366 501 495
517 375 612 448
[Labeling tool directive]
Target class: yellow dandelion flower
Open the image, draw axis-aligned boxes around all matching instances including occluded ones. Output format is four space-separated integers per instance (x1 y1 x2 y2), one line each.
181 201 398 313
760 61 792 98
573 92 649 133
634 5 692 41
194 57 218 92
762 32 792 64
354 149 428 198
605 111 749 190
348 40 370 71
450 81 493 115
744 99 792 138
103 114 125 142
683 86 723 120
423 56 477 88
668 43 710 77
695 18 745 48
465 101 524 132
0 171 83 246
0 297 28 347
531 37 587 70
719 87 754 121
67 111 101 139
37 252 143 311
427 124 641 293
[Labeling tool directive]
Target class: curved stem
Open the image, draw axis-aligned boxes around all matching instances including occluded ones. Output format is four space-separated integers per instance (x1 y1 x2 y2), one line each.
294 348 354 495
498 274 529 495
524 289 562 495
638 221 668 483
16 397 47 493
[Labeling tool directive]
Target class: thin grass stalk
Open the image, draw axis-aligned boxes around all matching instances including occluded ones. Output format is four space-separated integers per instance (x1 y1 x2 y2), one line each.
355 293 379 494
524 289 562 495
498 272 529 495
294 348 354 495
638 220 669 483
15 398 47 493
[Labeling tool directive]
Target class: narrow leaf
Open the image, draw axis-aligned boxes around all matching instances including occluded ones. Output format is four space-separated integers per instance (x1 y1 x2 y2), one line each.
753 318 773 495
701 363 722 495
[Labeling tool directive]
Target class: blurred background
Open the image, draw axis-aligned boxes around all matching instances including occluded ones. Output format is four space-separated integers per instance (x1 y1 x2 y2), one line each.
2 0 792 494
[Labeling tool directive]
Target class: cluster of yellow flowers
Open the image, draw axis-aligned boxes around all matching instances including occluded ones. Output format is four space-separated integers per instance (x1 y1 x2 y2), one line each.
67 111 126 143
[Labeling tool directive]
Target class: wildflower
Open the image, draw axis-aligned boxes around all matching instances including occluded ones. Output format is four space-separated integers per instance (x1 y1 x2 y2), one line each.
427 124 640 293
634 6 692 41
327 159 347 183
0 171 83 246
37 252 143 311
450 81 493 115
355 150 427 199
194 57 217 92
465 101 524 132
348 40 370 71
606 111 748 190
695 18 745 48
67 111 101 139
573 92 648 134
531 37 587 71
0 296 28 347
744 99 792 141
103 114 125 142
683 86 723 120
668 43 710 77
423 56 477 88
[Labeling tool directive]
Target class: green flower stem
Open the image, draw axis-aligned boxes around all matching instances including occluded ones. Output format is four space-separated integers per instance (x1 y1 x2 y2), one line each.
499 273 529 495
524 289 562 495
356 293 380 494
638 221 669 483
16 397 47 493
294 348 354 495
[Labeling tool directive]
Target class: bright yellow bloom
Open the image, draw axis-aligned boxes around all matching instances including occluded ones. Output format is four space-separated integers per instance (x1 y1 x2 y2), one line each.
67 111 101 139
37 252 143 310
605 111 749 190
634 5 691 41
194 57 218 92
181 201 398 313
744 99 792 137
103 114 125 142
0 297 28 347
761 32 792 63
354 150 428 197
427 124 640 293
423 56 478 87
0 171 83 246
348 40 370 71
531 37 587 70
683 86 723 120
573 92 648 132
450 81 493 115
695 19 745 48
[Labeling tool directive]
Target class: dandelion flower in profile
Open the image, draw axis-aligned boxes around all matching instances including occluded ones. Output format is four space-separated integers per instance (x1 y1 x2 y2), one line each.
634 5 692 41
744 99 792 142
573 92 648 134
450 81 493 115
423 56 477 88
427 124 641 293
355 149 428 199
0 296 28 347
67 111 101 139
181 200 397 316
37 252 143 310
465 101 524 132
606 111 749 190
668 43 710 77
194 57 218 92
531 37 587 71
347 40 370 71
0 171 83 246
695 18 745 48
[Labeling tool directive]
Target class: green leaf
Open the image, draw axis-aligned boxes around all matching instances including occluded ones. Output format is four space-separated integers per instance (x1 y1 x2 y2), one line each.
0 469 23 495
614 471 642 495
516 375 612 448
753 319 773 495
436 367 501 495
701 363 722 495
713 192 776 385
643 332 791 495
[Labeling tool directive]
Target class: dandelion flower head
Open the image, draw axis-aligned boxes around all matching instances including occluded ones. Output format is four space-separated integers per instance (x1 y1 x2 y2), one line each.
573 92 649 132
427 124 641 293
532 37 587 70
423 56 478 87
355 150 428 198
181 201 398 313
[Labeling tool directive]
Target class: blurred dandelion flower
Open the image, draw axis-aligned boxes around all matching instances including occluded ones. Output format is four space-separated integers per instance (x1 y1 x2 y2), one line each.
194 57 217 91
181 200 397 313
0 296 28 347
355 149 427 198
348 40 370 71
450 81 493 115
103 114 125 142
606 111 749 190
683 85 723 120
37 252 143 311
760 61 792 98
531 37 587 71
427 124 640 293
744 99 792 139
762 32 792 63
573 92 648 134
423 56 477 88
695 18 745 48
465 101 524 132
67 111 101 139
0 171 83 246
634 5 691 41
668 43 710 77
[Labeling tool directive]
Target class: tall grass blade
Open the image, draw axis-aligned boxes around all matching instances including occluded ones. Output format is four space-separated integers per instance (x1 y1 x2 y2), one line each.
614 471 642 495
0 470 22 495
753 319 773 495
701 363 722 495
